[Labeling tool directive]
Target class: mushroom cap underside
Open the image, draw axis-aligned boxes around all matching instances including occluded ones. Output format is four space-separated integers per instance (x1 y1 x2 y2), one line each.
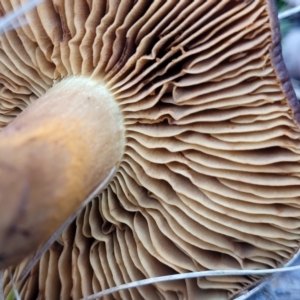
1 0 300 299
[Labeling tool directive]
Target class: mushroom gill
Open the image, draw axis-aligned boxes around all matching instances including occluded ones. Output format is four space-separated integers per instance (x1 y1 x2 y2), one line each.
1 0 300 299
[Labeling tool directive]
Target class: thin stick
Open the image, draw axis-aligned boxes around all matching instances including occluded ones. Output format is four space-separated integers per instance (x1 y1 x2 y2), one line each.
8 270 20 300
0 271 3 300
278 5 300 19
0 0 43 34
82 265 300 300
19 167 116 282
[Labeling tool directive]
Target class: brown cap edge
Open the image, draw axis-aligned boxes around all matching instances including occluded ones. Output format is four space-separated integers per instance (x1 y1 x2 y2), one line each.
267 0 300 126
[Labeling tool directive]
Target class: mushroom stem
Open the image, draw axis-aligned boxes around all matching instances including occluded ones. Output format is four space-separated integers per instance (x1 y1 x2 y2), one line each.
0 77 125 269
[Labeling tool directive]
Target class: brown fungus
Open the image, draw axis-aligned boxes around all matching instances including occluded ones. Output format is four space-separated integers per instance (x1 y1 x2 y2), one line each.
1 0 300 299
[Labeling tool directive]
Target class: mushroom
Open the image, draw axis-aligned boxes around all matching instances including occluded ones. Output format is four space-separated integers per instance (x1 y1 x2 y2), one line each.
1 0 300 299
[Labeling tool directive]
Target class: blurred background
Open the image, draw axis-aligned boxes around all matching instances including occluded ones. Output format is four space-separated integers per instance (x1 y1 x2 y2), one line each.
277 0 300 99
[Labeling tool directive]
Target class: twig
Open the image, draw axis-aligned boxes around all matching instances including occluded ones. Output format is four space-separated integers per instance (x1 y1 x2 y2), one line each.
82 265 300 300
19 167 116 282
0 271 4 300
8 270 20 300
0 0 43 34
278 5 300 19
